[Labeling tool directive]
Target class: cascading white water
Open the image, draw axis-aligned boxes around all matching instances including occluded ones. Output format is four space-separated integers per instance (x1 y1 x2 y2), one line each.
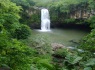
41 9 50 31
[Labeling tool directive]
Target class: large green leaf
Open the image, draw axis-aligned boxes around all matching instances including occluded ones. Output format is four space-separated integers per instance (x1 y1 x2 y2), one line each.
66 54 82 64
84 67 92 70
86 58 95 66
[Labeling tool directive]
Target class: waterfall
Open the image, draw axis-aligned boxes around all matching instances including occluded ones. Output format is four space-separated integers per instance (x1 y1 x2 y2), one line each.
41 9 50 31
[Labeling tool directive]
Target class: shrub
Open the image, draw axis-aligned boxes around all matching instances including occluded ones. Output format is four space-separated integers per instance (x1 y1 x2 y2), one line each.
31 57 55 70
64 18 75 23
79 29 95 53
13 24 31 39
88 16 95 28
0 36 36 70
30 35 52 56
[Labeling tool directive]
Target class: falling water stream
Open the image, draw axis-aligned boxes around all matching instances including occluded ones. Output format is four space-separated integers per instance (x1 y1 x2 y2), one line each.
41 9 50 31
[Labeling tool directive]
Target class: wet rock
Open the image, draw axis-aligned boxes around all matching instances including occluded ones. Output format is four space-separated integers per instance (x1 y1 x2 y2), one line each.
51 43 65 51
69 40 79 45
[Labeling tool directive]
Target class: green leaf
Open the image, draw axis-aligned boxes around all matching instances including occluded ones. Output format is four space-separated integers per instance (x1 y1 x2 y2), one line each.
86 58 95 66
84 67 92 70
66 54 82 64
72 56 82 64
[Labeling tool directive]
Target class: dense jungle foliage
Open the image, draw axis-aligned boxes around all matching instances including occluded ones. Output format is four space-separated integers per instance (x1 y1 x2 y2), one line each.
11 0 95 25
0 0 95 70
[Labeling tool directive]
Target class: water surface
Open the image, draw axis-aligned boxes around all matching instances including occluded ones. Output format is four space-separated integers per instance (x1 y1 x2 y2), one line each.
32 28 89 47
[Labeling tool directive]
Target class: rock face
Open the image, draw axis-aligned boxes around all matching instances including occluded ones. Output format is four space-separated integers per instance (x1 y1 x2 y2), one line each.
51 43 65 51
70 9 95 19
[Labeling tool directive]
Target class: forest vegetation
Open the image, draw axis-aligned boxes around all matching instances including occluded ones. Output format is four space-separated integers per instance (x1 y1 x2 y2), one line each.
0 0 95 70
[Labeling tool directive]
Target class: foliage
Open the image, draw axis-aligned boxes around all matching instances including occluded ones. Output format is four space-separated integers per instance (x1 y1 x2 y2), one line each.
53 48 95 70
84 67 92 70
77 15 95 69
85 58 95 66
10 0 95 26
0 0 21 26
1 0 95 70
32 0 95 24
65 54 82 65
31 57 55 70
64 18 75 23
10 0 95 27
26 34 52 58
11 0 35 7
21 34 56 70
53 48 83 70
54 48 69 58
13 24 31 39
79 29 95 52
0 0 22 38
88 16 95 28
11 0 37 26
0 0 34 70
0 30 35 70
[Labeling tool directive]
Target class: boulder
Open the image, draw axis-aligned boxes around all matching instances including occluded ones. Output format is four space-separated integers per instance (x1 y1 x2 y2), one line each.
51 43 65 51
